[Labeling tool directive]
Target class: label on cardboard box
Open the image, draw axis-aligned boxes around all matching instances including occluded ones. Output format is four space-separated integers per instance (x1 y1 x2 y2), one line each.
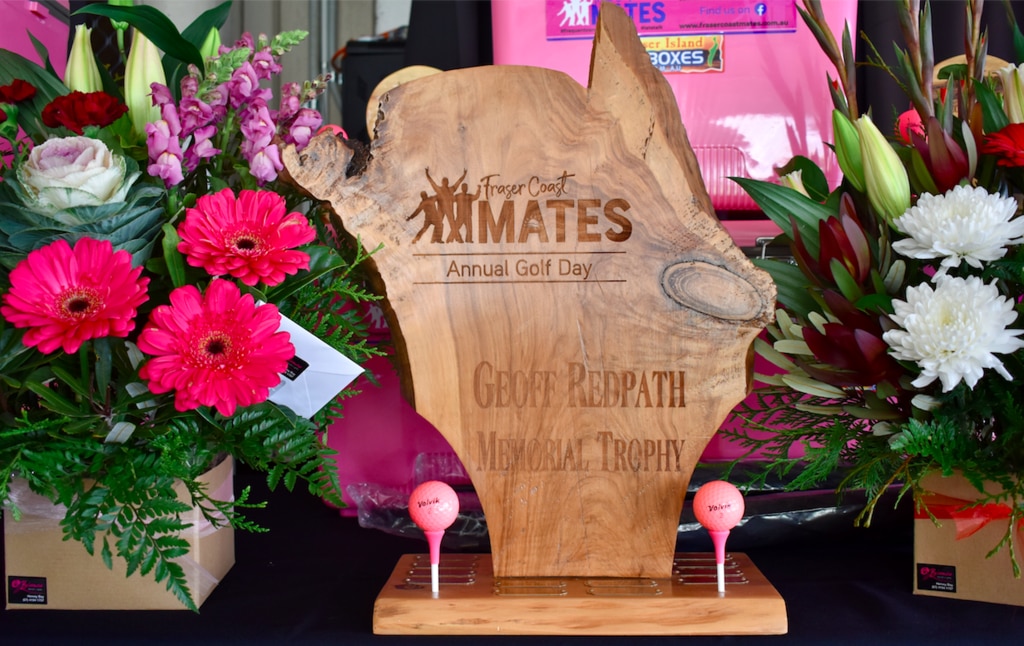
7 576 47 604
916 563 956 594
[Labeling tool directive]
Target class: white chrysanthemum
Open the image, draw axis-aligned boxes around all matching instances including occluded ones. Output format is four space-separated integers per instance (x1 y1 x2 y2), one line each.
891 185 1024 273
883 275 1024 392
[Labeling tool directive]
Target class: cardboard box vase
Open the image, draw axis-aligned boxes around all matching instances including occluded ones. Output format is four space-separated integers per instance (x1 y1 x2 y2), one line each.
4 456 235 610
913 471 1024 607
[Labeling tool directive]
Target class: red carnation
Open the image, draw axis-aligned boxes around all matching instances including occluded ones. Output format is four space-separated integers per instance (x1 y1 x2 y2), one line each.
0 79 36 104
981 123 1024 168
41 91 128 135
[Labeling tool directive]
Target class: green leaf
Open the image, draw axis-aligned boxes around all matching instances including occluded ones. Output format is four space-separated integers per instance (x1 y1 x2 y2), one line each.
50 362 93 401
25 380 86 417
161 1 232 97
774 155 831 202
101 540 113 569
28 31 60 79
0 49 69 142
181 1 232 47
976 82 1010 134
161 223 187 288
829 258 863 303
1012 4 1024 64
854 291 894 315
753 258 818 317
263 245 348 303
94 338 114 396
73 4 204 71
730 177 832 259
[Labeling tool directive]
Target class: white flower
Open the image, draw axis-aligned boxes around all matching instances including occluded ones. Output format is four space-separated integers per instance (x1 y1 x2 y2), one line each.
124 29 166 138
891 185 1024 273
856 114 911 223
65 25 102 93
16 136 136 215
997 63 1024 123
883 275 1024 392
780 169 810 197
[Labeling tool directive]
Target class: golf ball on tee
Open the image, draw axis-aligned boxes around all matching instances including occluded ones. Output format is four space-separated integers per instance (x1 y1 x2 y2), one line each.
408 480 460 532
693 480 745 531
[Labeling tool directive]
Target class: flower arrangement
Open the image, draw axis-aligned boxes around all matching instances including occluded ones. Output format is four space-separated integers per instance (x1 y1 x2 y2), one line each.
0 2 379 609
724 0 1024 568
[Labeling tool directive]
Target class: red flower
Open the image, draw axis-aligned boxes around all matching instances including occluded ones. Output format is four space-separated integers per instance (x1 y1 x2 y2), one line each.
41 91 128 134
896 108 924 145
800 291 903 388
982 123 1024 167
177 188 316 286
790 194 872 288
0 79 36 104
137 279 295 416
909 116 970 193
0 237 149 354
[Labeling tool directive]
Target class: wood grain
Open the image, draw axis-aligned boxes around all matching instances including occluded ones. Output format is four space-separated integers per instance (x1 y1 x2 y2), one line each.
284 2 775 580
372 553 788 635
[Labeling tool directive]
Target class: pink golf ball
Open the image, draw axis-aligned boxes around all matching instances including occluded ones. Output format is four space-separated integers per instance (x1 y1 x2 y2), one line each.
693 480 745 532
409 480 460 532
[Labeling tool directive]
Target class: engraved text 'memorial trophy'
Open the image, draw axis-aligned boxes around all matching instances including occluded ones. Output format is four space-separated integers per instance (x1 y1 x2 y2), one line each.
285 3 782 635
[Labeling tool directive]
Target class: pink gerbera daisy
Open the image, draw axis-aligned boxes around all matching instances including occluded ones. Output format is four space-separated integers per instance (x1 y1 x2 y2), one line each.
177 187 316 286
136 279 294 416
0 238 149 354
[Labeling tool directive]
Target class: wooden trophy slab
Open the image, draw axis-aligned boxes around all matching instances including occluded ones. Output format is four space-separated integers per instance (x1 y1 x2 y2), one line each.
286 0 775 587
372 552 787 636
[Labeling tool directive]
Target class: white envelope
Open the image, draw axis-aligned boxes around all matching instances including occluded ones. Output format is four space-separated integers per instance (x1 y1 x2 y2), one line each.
268 313 364 418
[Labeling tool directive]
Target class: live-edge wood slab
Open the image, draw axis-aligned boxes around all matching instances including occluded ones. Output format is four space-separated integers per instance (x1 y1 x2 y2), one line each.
285 1 776 586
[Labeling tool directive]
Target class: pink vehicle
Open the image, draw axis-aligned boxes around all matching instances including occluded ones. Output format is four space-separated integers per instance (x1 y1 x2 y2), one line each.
491 0 854 215
6 1 68 76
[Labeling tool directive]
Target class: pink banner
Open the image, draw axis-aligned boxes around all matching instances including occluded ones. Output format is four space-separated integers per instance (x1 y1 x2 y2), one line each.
546 0 797 39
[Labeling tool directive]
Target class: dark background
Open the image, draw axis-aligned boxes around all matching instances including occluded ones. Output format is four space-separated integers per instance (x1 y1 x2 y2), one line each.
2 463 1023 645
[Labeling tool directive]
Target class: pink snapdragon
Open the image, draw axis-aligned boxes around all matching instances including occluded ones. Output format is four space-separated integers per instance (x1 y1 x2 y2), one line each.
145 105 184 187
239 100 283 182
251 49 282 80
284 108 322 148
276 82 301 123
248 145 284 184
178 95 215 136
228 61 271 109
184 125 220 172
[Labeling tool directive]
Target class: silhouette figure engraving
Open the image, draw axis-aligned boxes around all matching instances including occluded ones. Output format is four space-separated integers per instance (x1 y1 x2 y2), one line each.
407 190 444 243
426 168 466 242
449 183 480 243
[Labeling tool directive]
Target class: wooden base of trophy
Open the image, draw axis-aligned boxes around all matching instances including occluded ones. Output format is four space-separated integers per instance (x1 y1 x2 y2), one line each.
373 553 787 635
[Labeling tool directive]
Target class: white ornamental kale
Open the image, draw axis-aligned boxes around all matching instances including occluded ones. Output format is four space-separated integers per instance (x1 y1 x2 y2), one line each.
16 136 138 215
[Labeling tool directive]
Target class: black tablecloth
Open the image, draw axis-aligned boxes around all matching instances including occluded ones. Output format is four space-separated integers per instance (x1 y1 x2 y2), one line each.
2 465 1022 645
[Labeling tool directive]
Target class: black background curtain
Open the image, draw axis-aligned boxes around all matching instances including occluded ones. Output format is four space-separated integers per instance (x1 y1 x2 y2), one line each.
857 0 1024 124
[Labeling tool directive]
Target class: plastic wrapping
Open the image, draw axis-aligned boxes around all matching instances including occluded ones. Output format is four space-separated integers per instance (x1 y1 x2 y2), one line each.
346 454 903 552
